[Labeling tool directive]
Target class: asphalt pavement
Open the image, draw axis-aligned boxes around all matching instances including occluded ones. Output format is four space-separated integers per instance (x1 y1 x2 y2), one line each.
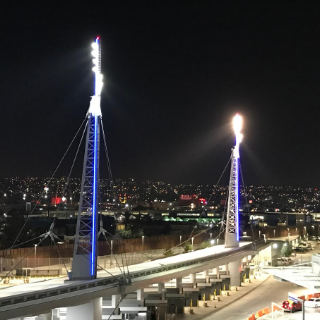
202 277 319 320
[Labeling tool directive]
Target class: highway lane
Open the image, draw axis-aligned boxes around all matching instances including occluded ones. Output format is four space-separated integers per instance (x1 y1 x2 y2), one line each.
203 276 319 320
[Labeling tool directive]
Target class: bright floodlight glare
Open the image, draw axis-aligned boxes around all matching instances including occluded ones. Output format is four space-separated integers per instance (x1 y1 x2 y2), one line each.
92 42 98 49
91 50 98 57
233 113 243 134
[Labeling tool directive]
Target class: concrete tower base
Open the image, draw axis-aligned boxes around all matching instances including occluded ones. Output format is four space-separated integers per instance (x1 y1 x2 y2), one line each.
67 298 102 320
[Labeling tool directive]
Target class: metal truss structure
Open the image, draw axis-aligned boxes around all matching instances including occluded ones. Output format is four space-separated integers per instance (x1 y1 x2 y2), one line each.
71 37 103 280
225 114 242 248
225 148 239 248
72 115 100 279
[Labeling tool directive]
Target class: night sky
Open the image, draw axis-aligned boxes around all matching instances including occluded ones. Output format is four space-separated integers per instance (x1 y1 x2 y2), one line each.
1 1 320 186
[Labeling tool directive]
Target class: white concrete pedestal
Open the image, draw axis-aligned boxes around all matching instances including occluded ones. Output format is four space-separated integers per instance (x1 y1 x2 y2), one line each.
229 259 241 287
67 298 102 320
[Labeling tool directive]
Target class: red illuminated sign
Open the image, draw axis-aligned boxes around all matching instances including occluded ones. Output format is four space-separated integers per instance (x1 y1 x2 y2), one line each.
180 195 192 200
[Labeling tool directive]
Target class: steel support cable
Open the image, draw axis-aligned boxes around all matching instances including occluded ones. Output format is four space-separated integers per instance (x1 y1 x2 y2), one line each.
0 236 47 283
181 224 197 249
57 120 88 211
122 245 130 281
162 223 224 255
79 252 119 281
10 235 42 249
107 296 125 320
101 119 131 278
102 225 225 267
207 155 232 204
10 116 87 249
119 250 126 275
221 186 229 234
101 229 155 261
103 221 222 263
51 238 69 274
100 118 116 200
101 233 126 279
239 161 256 243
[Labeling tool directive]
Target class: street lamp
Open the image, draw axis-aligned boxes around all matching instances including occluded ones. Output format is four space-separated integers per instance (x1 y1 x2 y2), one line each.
142 236 145 251
191 237 194 250
34 244 37 270
259 230 261 239
110 240 114 267
273 229 276 238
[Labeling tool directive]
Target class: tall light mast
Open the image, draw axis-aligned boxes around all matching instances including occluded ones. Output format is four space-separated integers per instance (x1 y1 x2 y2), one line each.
70 37 103 280
225 114 243 248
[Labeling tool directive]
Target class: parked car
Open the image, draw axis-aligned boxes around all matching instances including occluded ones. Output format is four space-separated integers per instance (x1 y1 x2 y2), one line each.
305 298 320 308
297 244 310 251
282 300 302 313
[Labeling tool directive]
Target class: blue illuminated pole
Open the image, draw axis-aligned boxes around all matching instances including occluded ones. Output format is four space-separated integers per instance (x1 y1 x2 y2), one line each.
91 115 98 275
71 37 103 280
225 114 243 248
90 37 102 276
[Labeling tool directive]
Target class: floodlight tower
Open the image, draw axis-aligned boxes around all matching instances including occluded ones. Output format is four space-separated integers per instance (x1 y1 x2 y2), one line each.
225 114 243 248
70 37 103 280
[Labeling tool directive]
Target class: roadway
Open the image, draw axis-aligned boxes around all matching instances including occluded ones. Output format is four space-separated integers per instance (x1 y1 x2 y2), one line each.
203 276 320 320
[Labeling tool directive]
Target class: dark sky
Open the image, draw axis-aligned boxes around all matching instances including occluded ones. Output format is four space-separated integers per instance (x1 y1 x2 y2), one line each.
1 1 320 186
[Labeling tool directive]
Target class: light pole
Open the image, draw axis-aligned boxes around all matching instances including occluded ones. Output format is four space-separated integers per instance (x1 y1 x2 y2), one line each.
259 230 261 239
110 240 114 267
180 235 182 253
34 244 37 270
142 236 145 251
273 229 276 238
191 237 194 250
